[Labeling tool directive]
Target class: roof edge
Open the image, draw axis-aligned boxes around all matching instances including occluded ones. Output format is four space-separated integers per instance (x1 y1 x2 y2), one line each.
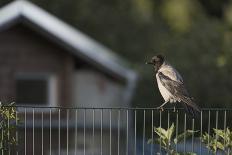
0 0 138 83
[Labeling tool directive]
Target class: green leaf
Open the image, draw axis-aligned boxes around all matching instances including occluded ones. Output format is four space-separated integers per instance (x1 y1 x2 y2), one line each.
185 152 197 155
216 141 224 150
154 127 168 140
174 130 197 144
0 102 18 152
213 128 225 139
201 132 226 153
154 124 176 148
167 123 175 141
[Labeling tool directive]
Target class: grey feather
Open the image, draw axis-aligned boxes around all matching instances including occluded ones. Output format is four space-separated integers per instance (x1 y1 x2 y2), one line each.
158 71 200 117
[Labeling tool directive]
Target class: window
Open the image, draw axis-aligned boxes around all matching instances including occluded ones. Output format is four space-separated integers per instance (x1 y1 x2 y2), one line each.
16 74 57 106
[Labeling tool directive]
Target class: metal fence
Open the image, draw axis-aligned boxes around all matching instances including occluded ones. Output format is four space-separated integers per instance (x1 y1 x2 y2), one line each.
2 106 232 155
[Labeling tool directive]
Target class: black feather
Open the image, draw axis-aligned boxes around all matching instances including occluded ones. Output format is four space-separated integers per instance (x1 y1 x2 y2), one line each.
158 72 200 118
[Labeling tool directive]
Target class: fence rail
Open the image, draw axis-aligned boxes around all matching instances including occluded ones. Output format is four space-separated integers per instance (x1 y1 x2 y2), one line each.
1 106 232 155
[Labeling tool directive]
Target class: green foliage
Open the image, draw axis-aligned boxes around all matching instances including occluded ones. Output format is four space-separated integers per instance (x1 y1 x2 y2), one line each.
201 128 232 154
148 123 197 155
150 124 232 155
0 102 17 153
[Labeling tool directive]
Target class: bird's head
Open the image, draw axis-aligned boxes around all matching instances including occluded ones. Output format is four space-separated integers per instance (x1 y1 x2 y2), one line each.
146 54 165 71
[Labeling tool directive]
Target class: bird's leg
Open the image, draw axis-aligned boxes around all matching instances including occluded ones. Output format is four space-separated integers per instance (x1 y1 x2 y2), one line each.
173 103 177 112
156 100 169 111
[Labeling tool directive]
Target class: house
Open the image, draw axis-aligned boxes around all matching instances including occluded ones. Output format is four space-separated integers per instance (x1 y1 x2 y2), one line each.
0 1 137 154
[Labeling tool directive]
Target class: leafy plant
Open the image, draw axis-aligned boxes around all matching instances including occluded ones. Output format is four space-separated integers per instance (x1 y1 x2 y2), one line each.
0 102 17 153
201 128 232 154
148 123 197 155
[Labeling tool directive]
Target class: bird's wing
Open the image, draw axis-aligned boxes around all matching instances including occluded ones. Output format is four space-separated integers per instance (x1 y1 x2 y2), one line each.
157 71 188 97
159 64 184 83
157 71 200 117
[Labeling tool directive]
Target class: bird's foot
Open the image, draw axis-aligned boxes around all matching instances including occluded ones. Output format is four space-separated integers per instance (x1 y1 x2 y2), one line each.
157 106 164 112
161 107 164 111
156 101 169 111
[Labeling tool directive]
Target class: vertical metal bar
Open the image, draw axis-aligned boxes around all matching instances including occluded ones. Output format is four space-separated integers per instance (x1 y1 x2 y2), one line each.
1 125 3 155
117 109 120 155
215 110 218 130
126 110 129 155
223 110 227 152
92 109 95 155
134 110 137 155
1 121 4 155
25 108 27 155
32 108 35 155
67 109 69 155
215 111 218 154
58 109 61 155
151 110 154 155
175 110 179 151
100 109 103 155
110 109 112 155
200 111 202 155
191 118 195 153
167 110 170 128
143 110 146 155
49 109 52 155
167 110 170 151
184 113 186 154
84 109 86 155
8 107 10 155
159 110 162 153
207 110 211 155
224 110 229 155
42 111 44 155
75 109 78 155
16 110 18 155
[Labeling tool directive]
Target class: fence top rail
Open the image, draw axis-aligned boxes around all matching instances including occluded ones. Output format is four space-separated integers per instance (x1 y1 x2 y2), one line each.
1 105 232 111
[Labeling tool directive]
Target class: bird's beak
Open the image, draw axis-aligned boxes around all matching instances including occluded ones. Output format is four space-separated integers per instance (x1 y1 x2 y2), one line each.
146 61 153 65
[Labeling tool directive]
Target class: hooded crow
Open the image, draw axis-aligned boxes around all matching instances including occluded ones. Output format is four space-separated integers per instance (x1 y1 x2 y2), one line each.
146 54 200 117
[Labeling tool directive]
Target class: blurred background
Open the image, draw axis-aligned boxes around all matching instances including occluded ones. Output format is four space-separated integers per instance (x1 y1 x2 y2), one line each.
0 0 231 154
0 0 232 108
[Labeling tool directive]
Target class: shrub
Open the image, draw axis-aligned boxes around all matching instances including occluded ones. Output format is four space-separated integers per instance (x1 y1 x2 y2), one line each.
201 128 232 154
0 102 17 153
148 123 197 155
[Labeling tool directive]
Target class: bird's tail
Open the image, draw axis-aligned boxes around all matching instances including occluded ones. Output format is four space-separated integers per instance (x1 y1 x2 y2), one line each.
181 96 201 118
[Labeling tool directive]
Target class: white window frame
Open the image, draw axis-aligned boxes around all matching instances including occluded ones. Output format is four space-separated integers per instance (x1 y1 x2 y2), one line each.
15 73 58 107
